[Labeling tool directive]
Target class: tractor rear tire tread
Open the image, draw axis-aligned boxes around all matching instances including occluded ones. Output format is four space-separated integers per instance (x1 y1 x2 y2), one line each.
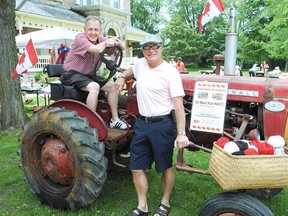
19 106 107 210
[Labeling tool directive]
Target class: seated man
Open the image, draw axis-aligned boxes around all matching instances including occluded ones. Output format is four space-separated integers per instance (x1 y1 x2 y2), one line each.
268 66 281 78
60 15 127 129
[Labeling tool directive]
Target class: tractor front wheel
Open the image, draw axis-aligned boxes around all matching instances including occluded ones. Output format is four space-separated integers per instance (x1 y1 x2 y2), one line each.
244 188 283 199
19 107 107 210
199 192 273 216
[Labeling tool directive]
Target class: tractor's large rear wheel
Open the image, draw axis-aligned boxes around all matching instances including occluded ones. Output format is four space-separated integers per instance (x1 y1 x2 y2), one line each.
19 107 108 210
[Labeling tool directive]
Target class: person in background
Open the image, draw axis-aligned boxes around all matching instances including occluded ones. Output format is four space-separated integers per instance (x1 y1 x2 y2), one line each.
49 47 56 64
249 62 258 77
169 58 176 67
56 44 70 64
176 57 186 73
60 15 127 130
235 65 243 76
268 66 281 77
20 75 33 104
262 61 269 76
115 35 189 216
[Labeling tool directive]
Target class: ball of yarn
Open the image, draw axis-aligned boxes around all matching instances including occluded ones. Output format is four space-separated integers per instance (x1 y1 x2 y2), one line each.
215 137 230 148
235 140 250 152
223 141 240 154
249 145 259 152
267 135 285 148
244 148 259 155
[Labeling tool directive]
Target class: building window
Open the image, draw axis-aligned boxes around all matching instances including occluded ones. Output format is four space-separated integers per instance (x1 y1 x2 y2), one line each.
108 28 117 37
87 0 100 4
76 0 100 5
113 0 120 9
76 0 121 7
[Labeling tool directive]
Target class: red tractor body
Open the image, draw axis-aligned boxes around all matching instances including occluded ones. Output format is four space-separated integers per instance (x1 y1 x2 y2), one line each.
180 74 288 144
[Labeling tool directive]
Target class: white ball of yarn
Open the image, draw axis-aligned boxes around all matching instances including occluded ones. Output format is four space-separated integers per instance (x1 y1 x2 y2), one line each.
223 141 240 154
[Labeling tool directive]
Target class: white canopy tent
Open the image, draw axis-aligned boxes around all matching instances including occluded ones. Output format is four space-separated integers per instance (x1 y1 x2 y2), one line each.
16 27 80 49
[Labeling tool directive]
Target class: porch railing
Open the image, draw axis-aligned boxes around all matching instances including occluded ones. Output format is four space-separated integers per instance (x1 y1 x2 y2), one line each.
28 55 51 72
28 55 139 73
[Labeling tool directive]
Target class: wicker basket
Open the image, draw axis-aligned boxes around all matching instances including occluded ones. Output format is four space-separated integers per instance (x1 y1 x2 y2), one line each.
209 144 288 190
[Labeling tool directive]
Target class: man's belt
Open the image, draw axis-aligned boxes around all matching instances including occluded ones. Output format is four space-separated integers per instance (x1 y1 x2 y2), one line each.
139 114 171 123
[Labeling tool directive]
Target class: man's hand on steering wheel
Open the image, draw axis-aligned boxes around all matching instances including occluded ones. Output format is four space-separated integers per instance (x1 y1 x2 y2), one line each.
92 45 123 86
104 37 126 51
105 37 119 48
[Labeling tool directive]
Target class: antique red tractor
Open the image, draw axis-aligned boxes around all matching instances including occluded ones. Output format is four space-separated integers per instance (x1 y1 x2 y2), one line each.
19 46 287 215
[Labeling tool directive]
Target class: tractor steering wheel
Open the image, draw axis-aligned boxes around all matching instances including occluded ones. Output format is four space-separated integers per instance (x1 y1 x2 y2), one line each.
92 45 123 86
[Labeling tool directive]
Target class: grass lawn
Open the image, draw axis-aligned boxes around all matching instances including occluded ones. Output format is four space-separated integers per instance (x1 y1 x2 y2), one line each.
1 129 288 216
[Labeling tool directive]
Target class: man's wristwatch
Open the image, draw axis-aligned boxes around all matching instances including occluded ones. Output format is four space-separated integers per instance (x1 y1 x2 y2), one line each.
177 131 186 136
118 74 126 79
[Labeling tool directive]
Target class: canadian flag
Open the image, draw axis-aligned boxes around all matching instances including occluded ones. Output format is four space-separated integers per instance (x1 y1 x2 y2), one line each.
198 0 225 33
12 38 38 79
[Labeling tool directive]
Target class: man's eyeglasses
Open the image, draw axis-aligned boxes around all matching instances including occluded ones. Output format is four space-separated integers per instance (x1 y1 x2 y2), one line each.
142 44 162 51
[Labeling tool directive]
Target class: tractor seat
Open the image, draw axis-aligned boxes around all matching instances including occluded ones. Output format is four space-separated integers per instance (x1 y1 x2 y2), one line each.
43 64 105 102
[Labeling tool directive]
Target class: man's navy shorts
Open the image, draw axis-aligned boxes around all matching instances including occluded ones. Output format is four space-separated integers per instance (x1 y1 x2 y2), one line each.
129 118 177 172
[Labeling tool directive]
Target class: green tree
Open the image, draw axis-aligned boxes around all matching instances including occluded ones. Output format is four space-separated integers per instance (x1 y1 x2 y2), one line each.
130 0 164 57
235 0 271 67
160 15 209 67
260 0 288 71
0 0 27 130
166 0 203 30
162 0 227 67
131 0 163 34
130 0 286 69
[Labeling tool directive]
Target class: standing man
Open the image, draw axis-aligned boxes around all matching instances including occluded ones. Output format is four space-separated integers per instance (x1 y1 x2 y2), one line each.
248 62 258 77
61 16 127 129
115 35 189 216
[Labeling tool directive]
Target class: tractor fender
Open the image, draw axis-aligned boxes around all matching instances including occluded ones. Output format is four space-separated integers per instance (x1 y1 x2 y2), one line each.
49 99 107 140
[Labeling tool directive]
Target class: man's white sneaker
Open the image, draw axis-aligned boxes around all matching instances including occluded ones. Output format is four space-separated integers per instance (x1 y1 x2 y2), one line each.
110 118 128 130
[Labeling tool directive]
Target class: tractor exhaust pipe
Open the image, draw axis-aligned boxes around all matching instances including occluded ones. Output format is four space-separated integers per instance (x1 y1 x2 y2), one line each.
224 6 238 76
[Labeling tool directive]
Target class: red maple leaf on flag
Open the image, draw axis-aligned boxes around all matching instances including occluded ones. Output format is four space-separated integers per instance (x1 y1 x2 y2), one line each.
18 53 26 64
203 2 211 15
12 39 38 79
18 52 28 74
198 0 225 33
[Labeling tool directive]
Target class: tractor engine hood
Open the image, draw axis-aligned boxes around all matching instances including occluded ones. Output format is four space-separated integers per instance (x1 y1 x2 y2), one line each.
181 74 288 102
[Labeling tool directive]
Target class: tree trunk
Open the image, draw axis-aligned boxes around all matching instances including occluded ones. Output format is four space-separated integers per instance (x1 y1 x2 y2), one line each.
0 0 27 130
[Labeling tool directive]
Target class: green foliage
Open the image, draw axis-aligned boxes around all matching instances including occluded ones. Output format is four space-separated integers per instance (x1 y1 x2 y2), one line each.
235 0 270 66
131 0 287 69
33 72 49 86
131 0 163 34
34 72 43 82
131 0 288 68
260 0 288 61
161 15 210 67
165 0 204 29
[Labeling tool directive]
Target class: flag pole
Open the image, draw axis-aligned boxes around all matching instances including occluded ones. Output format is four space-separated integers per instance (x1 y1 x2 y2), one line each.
224 6 237 76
